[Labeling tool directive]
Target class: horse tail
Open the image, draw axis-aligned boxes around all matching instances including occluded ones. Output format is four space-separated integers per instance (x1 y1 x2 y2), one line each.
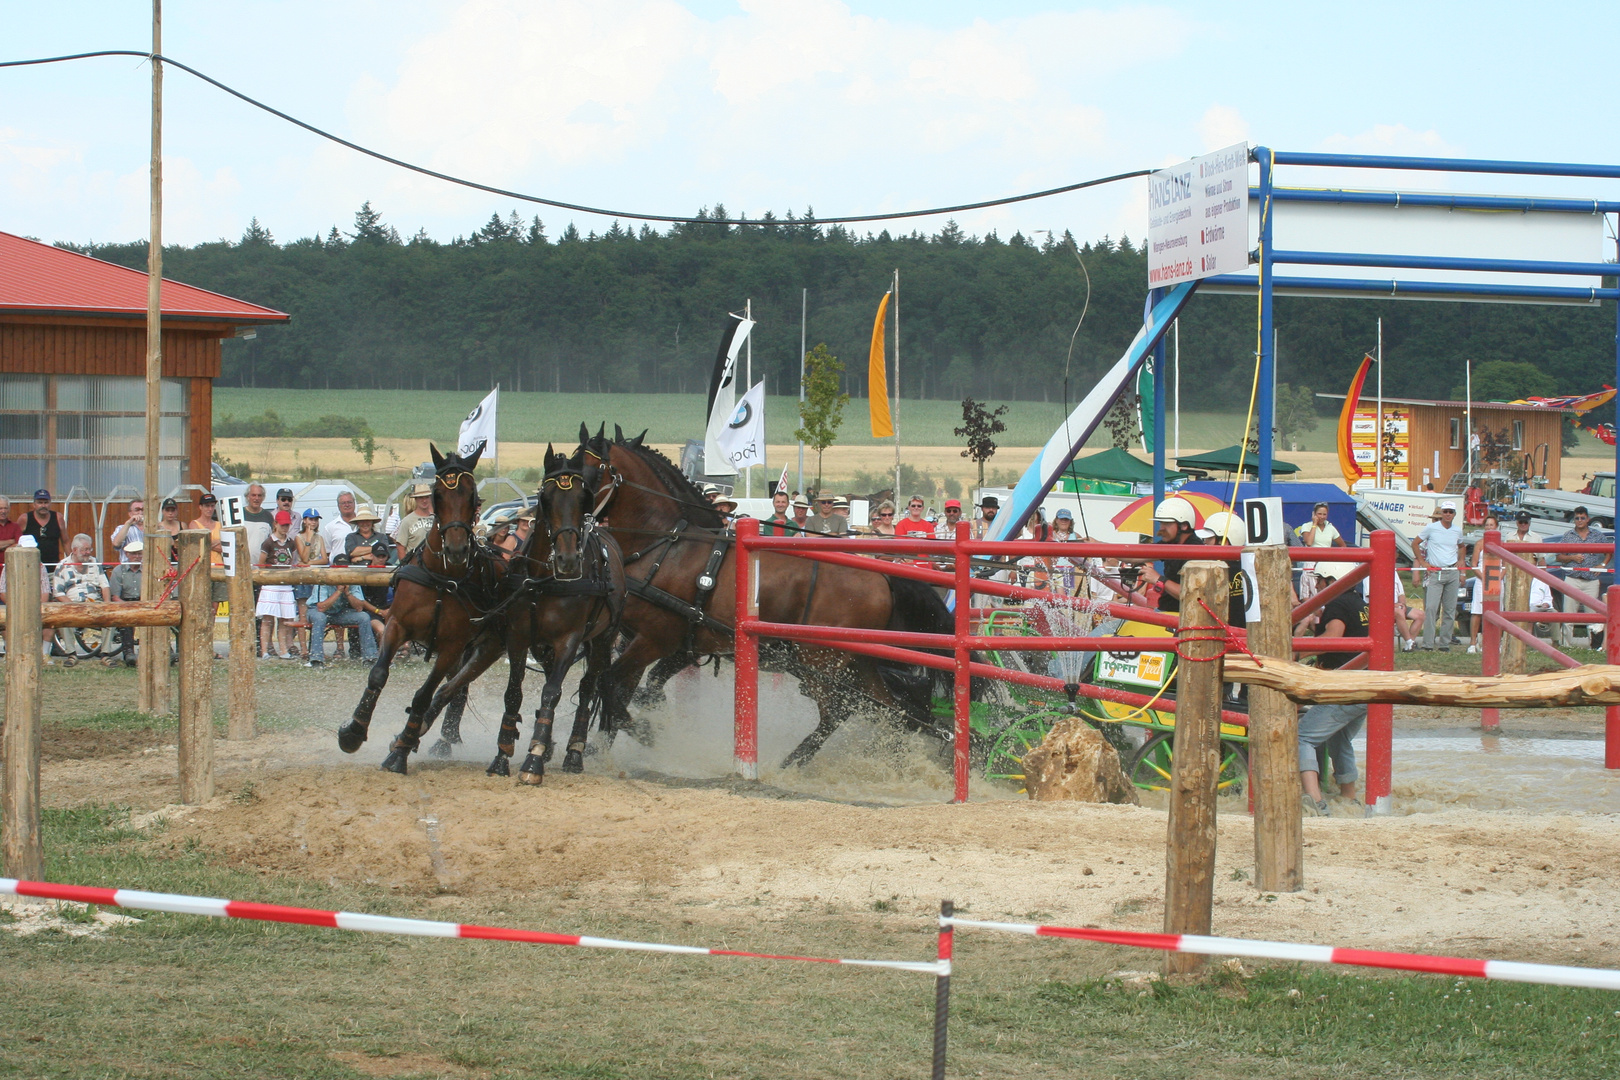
883 574 989 703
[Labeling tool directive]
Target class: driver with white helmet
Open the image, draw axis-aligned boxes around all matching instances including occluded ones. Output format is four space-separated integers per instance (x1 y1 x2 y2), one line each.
1132 496 1201 613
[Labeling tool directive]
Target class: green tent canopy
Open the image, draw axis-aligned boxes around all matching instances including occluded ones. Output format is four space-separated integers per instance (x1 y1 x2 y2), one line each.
1069 447 1186 484
1175 444 1300 476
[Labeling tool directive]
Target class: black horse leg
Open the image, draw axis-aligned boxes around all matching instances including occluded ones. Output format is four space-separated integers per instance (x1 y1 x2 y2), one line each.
429 643 478 756
563 636 611 773
488 640 530 778
780 675 852 769
520 640 579 785
632 650 692 708
383 631 504 775
339 618 405 753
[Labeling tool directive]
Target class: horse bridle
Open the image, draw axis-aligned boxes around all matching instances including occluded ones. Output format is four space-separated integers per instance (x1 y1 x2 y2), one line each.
432 467 480 569
541 466 598 581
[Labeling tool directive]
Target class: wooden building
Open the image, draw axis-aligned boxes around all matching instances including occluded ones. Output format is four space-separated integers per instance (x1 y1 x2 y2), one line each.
0 230 288 556
1321 392 1568 492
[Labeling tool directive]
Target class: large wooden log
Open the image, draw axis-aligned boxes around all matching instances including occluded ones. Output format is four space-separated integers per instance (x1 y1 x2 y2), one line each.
1225 655 1620 707
176 531 214 805
2 546 43 881
1501 562 1530 676
1247 545 1302 894
0 601 181 630
226 527 256 741
210 567 392 586
1164 561 1227 978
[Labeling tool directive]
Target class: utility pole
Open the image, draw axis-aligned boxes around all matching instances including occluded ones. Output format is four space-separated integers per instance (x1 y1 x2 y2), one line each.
138 0 166 715
798 288 806 495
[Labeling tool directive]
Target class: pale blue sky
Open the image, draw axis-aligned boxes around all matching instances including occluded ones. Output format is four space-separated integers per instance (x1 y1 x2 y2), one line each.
3 1 1618 248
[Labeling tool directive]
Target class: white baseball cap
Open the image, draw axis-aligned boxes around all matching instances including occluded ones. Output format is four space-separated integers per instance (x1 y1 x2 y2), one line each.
1439 501 1457 511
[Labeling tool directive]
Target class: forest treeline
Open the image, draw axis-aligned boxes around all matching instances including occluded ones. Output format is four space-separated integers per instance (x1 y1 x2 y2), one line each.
64 203 1619 410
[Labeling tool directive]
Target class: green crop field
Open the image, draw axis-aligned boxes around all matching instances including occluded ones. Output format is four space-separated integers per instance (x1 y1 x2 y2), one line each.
215 388 1340 453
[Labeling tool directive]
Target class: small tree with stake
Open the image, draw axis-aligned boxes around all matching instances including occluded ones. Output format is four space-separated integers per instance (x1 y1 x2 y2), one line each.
956 397 1009 492
795 344 850 496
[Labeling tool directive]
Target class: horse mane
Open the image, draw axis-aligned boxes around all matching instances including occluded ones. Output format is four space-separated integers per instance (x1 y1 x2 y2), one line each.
611 433 724 529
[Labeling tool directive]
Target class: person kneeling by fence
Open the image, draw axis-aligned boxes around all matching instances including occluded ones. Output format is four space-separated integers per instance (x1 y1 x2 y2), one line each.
305 554 380 667
1298 566 1370 817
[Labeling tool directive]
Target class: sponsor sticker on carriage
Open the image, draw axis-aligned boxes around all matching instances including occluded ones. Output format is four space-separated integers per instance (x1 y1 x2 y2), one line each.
1096 649 1166 688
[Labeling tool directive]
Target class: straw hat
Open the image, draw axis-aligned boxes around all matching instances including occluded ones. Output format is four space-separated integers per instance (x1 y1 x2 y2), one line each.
349 504 382 524
410 482 434 498
713 495 739 512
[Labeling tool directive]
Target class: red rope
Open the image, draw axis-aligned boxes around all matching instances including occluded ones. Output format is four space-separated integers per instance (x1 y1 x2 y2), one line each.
1173 598 1265 666
155 554 206 605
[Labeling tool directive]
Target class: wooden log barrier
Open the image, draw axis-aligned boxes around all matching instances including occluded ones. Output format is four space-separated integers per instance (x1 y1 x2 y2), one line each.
0 601 181 630
1246 544 1302 894
225 527 256 741
2 546 44 882
1225 656 1620 707
138 536 168 715
176 531 214 804
1163 561 1228 977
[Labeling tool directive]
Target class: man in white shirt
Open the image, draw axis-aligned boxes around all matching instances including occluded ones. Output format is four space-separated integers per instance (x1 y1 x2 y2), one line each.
1415 501 1466 650
323 491 358 562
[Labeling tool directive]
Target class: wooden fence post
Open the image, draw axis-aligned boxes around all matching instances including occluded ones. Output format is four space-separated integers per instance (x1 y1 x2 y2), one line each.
1501 561 1529 676
176 530 214 804
225 526 256 740
2 546 44 881
1247 544 1303 893
1163 560 1227 977
138 534 168 714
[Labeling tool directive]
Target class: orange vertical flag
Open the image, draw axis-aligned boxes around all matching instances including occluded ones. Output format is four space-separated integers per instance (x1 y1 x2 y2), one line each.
869 291 893 437
1337 354 1374 489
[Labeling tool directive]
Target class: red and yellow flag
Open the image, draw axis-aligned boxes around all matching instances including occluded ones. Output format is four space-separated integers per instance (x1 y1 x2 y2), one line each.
869 291 893 437
1337 354 1374 489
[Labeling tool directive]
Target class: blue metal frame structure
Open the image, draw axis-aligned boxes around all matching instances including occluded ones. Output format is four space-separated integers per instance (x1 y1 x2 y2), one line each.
1201 148 1620 547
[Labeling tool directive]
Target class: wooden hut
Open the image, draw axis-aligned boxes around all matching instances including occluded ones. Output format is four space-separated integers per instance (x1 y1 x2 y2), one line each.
1319 392 1568 492
0 230 288 557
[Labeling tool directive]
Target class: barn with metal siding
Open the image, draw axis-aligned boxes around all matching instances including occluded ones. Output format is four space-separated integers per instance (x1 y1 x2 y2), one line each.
0 230 288 553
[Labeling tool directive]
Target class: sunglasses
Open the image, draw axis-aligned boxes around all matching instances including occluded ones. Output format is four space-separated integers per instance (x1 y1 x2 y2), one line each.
278 496 293 502
878 512 894 518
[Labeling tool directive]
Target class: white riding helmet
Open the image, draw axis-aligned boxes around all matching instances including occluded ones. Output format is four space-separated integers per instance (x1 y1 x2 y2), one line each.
1152 496 1198 528
1201 510 1246 545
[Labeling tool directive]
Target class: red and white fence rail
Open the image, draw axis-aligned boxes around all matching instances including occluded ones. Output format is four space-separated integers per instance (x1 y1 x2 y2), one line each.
1478 531 1620 765
945 914 1620 991
733 520 1399 806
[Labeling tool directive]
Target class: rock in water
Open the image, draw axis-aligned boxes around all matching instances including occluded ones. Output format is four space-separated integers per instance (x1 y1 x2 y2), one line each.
1022 717 1139 804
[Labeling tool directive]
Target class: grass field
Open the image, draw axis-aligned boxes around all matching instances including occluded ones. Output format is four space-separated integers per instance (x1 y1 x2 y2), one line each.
7 797 1619 1079
215 388 1340 453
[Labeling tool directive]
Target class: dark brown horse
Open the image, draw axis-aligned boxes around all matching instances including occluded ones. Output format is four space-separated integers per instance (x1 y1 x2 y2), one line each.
336 443 514 774
357 443 627 782
584 425 964 767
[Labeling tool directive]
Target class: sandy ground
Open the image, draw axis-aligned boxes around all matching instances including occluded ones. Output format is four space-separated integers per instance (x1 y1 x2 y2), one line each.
33 665 1620 971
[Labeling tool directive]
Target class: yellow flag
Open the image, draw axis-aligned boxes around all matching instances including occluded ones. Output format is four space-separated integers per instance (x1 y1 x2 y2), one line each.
869 291 893 437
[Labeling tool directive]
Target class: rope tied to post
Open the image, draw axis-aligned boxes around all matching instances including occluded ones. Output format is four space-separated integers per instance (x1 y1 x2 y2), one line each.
1173 598 1265 666
155 554 206 605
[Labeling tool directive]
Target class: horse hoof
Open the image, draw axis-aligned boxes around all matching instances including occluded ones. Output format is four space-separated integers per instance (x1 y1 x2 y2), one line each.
337 722 367 754
427 738 456 759
379 750 410 775
518 755 546 785
563 750 584 773
487 754 511 777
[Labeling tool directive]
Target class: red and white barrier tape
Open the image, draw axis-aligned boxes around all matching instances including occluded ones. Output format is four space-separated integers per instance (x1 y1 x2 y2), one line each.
0 879 945 976
944 917 1620 991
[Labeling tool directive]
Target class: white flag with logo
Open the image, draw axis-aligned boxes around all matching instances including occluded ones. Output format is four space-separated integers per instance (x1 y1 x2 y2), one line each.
716 381 766 472
703 317 754 475
458 388 498 460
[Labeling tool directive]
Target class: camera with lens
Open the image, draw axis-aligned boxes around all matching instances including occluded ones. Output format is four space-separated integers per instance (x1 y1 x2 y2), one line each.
1118 564 1141 592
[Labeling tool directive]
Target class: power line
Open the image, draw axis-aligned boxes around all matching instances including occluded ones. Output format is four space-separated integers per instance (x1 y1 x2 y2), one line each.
0 49 1152 228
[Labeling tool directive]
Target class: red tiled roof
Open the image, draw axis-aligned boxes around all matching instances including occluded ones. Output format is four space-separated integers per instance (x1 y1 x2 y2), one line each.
0 230 289 324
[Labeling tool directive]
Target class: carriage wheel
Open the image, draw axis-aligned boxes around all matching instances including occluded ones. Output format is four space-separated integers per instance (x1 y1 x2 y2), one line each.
983 711 1061 786
1128 733 1249 795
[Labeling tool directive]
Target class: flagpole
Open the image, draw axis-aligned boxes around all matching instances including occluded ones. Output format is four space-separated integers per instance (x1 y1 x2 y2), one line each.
745 298 753 499
1376 317 1383 489
1173 318 1180 459
798 288 806 496
892 268 901 501
493 383 500 478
